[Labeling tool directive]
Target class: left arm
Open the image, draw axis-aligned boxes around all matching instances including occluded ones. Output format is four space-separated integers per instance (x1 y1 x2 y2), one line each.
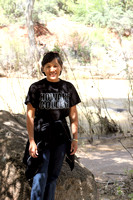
69 105 78 155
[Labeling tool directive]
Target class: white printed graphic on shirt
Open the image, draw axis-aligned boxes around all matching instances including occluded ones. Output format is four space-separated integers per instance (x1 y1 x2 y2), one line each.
39 93 70 109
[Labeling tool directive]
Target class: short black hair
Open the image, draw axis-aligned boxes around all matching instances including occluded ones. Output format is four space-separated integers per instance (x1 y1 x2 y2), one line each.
41 51 63 67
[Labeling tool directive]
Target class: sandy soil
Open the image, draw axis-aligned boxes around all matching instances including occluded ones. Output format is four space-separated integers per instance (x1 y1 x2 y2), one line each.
77 138 133 181
76 137 133 199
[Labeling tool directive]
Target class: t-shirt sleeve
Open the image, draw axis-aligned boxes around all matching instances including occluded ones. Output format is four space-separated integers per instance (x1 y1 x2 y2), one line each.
69 83 81 107
25 84 38 108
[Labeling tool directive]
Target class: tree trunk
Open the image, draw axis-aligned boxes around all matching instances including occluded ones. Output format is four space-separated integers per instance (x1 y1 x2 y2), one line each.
26 0 39 61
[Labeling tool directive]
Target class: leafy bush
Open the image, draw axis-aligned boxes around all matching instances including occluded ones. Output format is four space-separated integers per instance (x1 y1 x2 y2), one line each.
69 31 91 64
69 28 109 65
107 7 133 35
33 0 61 23
55 0 133 34
0 0 25 24
1 0 133 35
128 193 133 200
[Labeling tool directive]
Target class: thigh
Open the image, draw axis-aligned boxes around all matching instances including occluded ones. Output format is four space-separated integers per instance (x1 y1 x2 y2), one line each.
39 148 51 173
48 143 67 177
31 148 51 199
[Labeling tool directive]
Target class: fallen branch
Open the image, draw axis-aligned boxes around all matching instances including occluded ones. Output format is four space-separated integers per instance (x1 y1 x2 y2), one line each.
96 180 125 184
119 139 133 159
104 172 127 176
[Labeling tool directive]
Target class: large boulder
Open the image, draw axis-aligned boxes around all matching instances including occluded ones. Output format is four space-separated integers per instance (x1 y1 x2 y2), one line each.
0 110 98 200
56 161 98 200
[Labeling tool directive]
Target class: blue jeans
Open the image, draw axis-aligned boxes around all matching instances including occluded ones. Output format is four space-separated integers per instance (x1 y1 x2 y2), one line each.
31 143 66 200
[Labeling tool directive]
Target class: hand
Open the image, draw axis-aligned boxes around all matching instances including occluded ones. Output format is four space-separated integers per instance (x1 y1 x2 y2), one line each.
29 140 38 158
70 140 78 155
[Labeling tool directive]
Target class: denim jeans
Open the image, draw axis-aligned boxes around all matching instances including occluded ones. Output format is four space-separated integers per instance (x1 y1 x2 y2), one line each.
31 143 66 200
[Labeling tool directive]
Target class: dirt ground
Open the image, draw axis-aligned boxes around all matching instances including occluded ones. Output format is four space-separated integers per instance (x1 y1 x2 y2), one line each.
77 137 133 200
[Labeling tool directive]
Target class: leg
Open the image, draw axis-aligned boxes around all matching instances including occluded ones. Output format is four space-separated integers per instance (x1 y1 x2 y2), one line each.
31 149 50 200
44 143 66 200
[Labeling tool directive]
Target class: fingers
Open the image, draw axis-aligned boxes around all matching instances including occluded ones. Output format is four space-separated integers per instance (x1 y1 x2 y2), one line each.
35 149 39 156
70 141 78 155
29 143 38 158
30 151 38 158
29 148 38 158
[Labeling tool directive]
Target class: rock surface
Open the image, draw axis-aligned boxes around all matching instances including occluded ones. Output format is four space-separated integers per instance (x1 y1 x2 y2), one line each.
0 110 98 200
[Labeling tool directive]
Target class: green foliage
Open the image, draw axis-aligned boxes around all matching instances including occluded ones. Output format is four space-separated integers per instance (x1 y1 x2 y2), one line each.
52 43 61 53
89 28 108 45
33 0 60 23
1 0 133 35
69 28 109 65
117 186 124 196
55 0 133 34
126 169 133 178
51 43 65 63
0 7 9 25
106 6 133 35
69 31 91 65
128 193 133 200
0 0 25 24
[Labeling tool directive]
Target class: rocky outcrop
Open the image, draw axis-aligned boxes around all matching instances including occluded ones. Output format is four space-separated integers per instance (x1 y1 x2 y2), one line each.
56 161 98 200
0 110 98 200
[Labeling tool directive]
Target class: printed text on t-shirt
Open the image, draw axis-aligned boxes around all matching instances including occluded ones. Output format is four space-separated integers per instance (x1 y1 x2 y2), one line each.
39 93 70 109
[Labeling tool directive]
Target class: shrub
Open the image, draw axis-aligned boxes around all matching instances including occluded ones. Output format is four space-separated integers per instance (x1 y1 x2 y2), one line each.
0 0 25 24
69 31 91 65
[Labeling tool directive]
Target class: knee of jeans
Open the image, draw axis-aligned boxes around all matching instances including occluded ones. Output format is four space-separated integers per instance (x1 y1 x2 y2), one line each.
32 174 46 197
33 173 47 187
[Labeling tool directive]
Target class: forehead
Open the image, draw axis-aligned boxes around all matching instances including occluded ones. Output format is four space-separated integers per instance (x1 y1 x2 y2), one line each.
45 58 60 66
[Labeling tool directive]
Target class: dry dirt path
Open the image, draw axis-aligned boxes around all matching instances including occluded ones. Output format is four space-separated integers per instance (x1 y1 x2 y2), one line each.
77 138 133 182
76 137 133 199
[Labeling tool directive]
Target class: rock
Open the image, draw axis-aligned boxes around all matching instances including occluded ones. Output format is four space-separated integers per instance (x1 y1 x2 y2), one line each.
0 110 98 200
55 161 98 200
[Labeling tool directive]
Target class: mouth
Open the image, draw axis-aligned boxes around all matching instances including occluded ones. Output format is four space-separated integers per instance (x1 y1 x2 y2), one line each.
49 73 56 77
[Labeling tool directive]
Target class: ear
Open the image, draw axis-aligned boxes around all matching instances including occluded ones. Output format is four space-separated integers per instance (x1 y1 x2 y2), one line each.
59 70 62 76
41 66 46 76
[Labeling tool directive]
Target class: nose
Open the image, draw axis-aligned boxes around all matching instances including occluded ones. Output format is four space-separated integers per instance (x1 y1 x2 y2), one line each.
50 66 55 71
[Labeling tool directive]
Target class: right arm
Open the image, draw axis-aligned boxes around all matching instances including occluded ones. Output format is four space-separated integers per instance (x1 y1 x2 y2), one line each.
26 103 38 158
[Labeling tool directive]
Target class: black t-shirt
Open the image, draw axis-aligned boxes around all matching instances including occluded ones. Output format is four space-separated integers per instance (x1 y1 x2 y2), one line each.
25 78 81 145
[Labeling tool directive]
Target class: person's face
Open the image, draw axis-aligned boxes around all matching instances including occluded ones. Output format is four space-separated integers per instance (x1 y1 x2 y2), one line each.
43 58 62 82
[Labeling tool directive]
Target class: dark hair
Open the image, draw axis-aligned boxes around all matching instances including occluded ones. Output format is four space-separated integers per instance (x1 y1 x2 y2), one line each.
41 51 63 67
